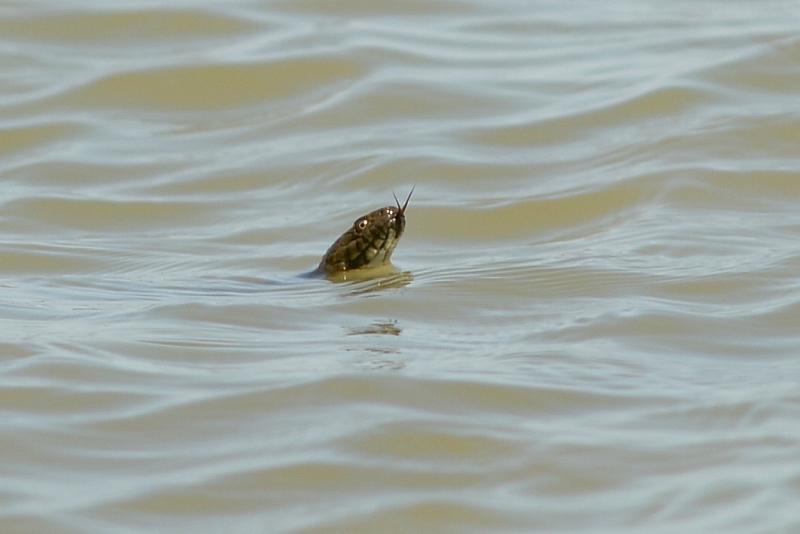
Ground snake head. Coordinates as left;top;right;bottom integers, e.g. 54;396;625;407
318;188;414;274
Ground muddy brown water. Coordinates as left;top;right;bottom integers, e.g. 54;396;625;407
1;2;799;532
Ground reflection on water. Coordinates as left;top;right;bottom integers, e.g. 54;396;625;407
1;1;800;532
347;320;402;337
343;270;415;294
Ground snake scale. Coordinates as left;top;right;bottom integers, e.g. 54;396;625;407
315;187;414;276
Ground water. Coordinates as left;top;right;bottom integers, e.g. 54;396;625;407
2;1;799;532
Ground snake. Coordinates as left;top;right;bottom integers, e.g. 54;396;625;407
314;187;414;276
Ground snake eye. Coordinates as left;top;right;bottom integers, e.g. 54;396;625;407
356;219;368;231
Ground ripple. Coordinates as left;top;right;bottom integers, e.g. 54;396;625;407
462;83;718;149
2;196;228;231
0;121;85;159
56;57;367;111
0;8;258;45
2;2;800;532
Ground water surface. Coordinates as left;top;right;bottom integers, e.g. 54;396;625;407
2;1;799;532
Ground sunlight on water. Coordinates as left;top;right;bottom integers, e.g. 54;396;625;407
1;1;799;532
